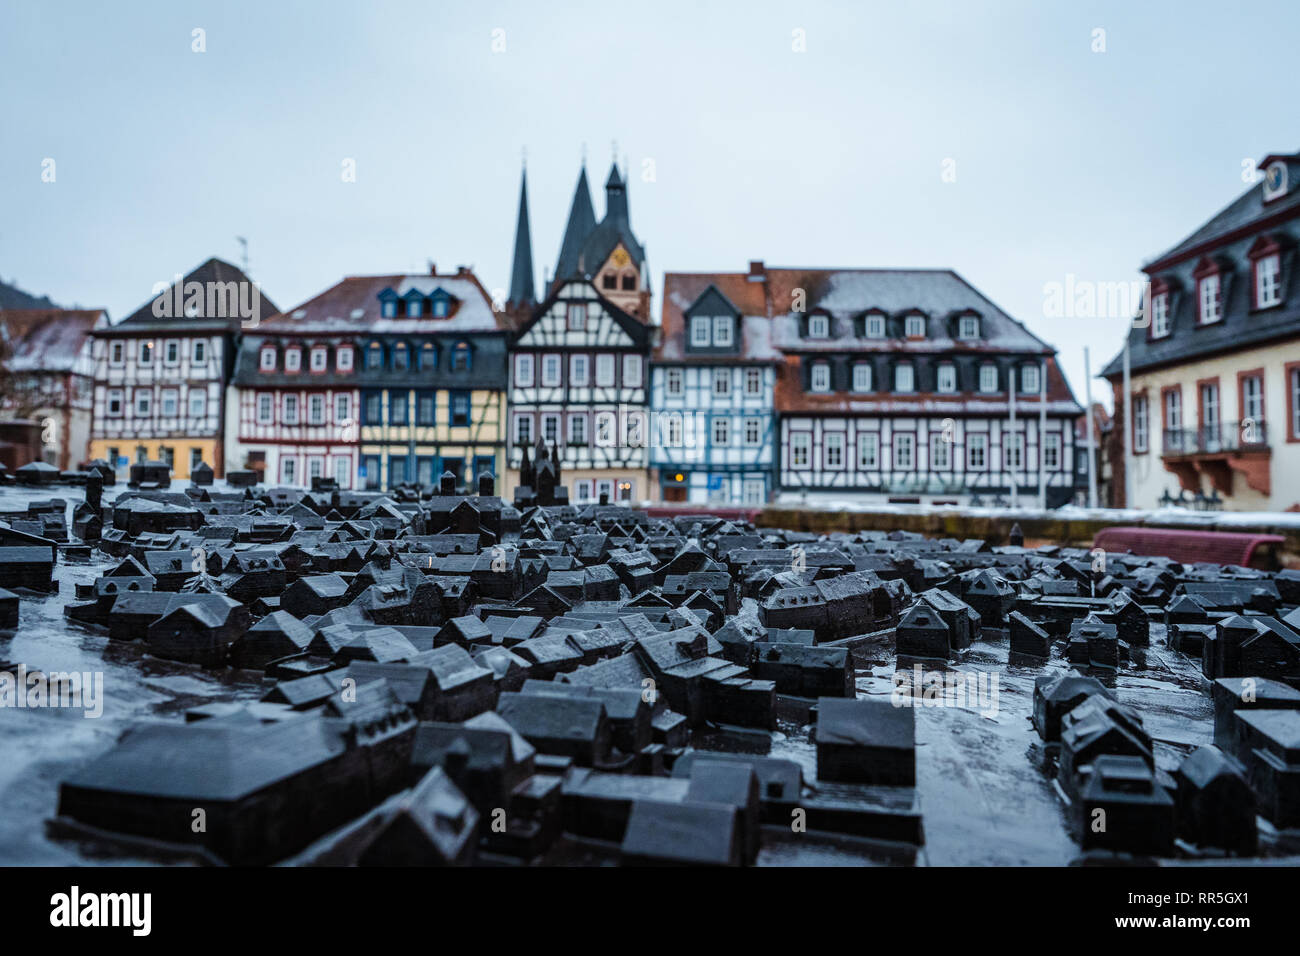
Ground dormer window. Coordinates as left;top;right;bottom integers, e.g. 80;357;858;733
894;363;914;393
979;363;998;393
259;347;276;371
1250;237;1283;311
408;299;423;318
810;363;831;392
904;314;926;338
310;347;328;372
1198;273;1222;325
958;315;980;340
393;342;410;371
451;342;471;371
337;346;354;372
712;316;733;348
1151;292;1170;338
808;314;830;338
937;363;957;393
285;348;301;372
1021;363;1041;394
864;313;886;338
420;342;436;370
381;300;397;318
691;316;710;347
852;363;872;393
431;294;450;318
366;342;384;370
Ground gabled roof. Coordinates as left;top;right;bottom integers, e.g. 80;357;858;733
110;257;277;334
257;269;504;336
0;308;101;373
514;277;653;346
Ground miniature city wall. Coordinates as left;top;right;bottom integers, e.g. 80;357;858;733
758;507;1300;566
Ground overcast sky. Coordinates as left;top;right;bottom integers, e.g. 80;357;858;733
4;0;1296;408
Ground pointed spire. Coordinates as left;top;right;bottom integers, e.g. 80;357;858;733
555;165;596;282
508;166;536;307
604;161;628;224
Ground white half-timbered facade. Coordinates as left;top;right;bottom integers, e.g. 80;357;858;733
508;278;653;504
88;258;274;480
652;278;779;505
758;263;1085;507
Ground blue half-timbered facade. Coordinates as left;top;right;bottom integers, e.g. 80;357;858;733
652;277;779;505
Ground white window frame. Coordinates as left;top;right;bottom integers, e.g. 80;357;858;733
824;431;844;468
193;339;207;364
107;388;124;416
904;315;925;338
1133;394;1149;453
541;413;560;445
691;316;711;347
937;364;957;393
1242;374;1264;422
1006;431;1024;470
135;390;151;416
743;417;762;446
967;433;988;470
161;389;178;417
285;348;302;371
857;432;879;469
309;394;325;425
865;314;885;338
1199;274;1222;325
623;354;643;388
567;303;587;331
808;314;830;338
930;433;951;470
1257;254;1281;308
1044;433;1062;470
139;341;153;364
337;347;354;372
570;354;589;387
514;414;532;445
595;354;615;387
110;341;124;366
666;367;684;396
791;432;811;468
1021;364;1040;394
979;364;998;394
260;348;276;371
712;417;730;446
164;340;179;365
310;348;328;371
893;433;915;471
810;363;831;392
713;316;733;347
894;363;914;393
713;368;731;397
959;316;980;340
283;393;300;425
744;367;762;396
257;393;272;424
568;413;587;445
1164;389;1181;431
852;363;872;393
336;393;351;422
1151;293;1170;338
515;354;534;387
541;354;562;387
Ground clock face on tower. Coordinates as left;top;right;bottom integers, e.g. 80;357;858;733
1264;161;1288;201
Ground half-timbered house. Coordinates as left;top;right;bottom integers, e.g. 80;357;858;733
763;265;1084;506
651;267;781;505
90;258;275;481
230;267;508;491
503;160;655;503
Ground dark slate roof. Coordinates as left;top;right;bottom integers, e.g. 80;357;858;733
108;257;278;335
555;166;597;282
508;169;536;308
1102;153;1300;377
574;163;645;277
62;717;347;801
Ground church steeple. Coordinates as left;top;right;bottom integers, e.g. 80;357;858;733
555;165;597;282
604;162;628;225
508;167;536;308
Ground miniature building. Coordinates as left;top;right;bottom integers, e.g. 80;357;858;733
814;697;915;787
1076;754;1174;856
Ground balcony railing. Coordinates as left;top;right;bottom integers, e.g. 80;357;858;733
1162;420;1269;456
